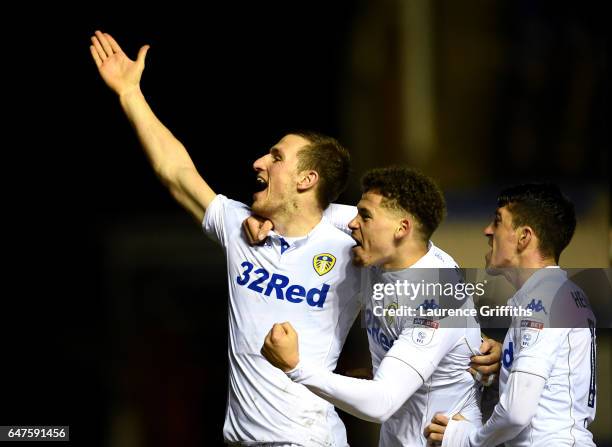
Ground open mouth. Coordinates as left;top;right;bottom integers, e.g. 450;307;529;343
254;176;268;193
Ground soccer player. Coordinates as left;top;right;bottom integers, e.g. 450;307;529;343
90;31;362;446
424;183;597;447
261;166;487;446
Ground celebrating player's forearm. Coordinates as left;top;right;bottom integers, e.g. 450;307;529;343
287;355;423;423
262;322;423;423
90;30;215;222
427;370;545;447
468;371;544;446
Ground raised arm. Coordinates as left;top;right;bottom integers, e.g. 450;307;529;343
90;30;215;222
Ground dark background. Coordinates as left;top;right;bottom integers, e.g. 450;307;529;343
3;1;609;446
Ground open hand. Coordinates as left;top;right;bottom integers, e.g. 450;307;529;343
89;30;149;97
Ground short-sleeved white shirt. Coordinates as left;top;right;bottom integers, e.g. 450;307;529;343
203;195;361;446
499;267;596;446
322;204;483;446
362;243;483;446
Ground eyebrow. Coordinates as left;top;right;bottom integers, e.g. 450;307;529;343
270;148;282;157
357;206;372;217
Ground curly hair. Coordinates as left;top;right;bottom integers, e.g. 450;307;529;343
361;166;446;241
497;183;576;263
292;130;350;209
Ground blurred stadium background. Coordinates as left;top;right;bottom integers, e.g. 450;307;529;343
4;1;608;445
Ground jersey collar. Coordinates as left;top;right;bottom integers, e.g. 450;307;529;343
265;217;328;253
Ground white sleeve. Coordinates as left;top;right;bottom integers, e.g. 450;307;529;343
286;325;463;423
443;371;545;447
201;194;250;249
323;203;357;235
287;355;423;423
388;325;468;381
512;327;569;379
512;279;572;379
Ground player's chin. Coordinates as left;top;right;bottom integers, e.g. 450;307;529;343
250;198;269;216
484;256;502;276
351;247;368;267
252;191;265;205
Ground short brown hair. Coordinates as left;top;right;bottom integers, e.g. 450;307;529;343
292;130;350;209
362;166;446;241
497;183;576;262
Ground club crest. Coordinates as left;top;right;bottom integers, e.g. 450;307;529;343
313;253;336;276
385;302;398;324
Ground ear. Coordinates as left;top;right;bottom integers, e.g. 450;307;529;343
297;170;319;192
394;217;411;240
516;226;533;253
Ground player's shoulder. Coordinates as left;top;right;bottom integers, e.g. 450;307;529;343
208;194;251;220
324;203;357;222
315;219;357;247
395;317;468;353
420;242;459;268
304;222;358;282
523;268;581;304
212;194;250;211
520;268;595;326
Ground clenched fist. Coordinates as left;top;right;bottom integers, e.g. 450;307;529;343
261;322;300;372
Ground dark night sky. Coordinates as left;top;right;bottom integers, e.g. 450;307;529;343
3;3;608;445
4;2;361;440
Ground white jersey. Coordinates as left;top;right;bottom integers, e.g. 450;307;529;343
362;243;482;446
499;267;596;446
322;204;483;446
203;195;361;446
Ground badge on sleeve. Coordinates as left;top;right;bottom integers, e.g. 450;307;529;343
411;318;439;346
520;319;544;348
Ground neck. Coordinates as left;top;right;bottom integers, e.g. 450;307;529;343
505;255;557;289
271;201;323;237
381;239;429;270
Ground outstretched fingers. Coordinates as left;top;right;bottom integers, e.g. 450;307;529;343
104;32;122;54
90;45;102;67
91;35;107;61
95;30;114;58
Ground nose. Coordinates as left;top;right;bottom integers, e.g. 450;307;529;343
348;214;359;230
253;154;267;172
483;222;493;236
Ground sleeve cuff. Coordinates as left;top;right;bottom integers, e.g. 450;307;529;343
442;419;474;447
285;361;304;381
